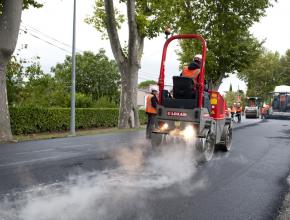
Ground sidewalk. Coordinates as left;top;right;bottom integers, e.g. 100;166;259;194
10;127;145;143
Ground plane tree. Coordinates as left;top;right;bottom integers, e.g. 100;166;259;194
86;0;175;128
278;49;290;85
172;0;275;89
238;50;280;99
0;0;42;142
87;0;275;128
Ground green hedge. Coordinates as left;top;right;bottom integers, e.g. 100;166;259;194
10;107;146;135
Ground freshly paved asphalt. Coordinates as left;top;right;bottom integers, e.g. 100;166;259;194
0;117;289;220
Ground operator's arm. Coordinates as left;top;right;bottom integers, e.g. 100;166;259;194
151;96;158;108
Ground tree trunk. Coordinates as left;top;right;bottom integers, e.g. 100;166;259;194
104;0;143;129
131;68;140;128
118;64;140;129
117;61;141;129
0;0;23;142
211;74;224;91
118;68;132;128
0;62;12;141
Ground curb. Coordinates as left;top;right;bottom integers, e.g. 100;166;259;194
232;119;263;131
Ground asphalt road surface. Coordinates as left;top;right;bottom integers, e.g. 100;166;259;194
0;118;289;220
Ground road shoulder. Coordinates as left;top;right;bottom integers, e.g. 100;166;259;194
7;127;145;143
277;175;290;220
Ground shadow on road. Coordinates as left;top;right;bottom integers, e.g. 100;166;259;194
267;136;290;140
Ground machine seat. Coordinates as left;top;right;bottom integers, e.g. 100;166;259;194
161;76;210;111
173;76;197;99
161;76;198;109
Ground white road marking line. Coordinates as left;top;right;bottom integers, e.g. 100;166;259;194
60;143;92;148
0;156;61;168
16;149;54;155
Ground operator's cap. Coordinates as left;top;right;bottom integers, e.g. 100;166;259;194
193;54;202;62
151;89;158;92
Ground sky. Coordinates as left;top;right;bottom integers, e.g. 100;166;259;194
16;0;290;94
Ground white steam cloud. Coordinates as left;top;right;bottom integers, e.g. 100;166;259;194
0;140;207;220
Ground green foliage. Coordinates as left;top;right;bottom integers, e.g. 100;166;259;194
22;74;61;107
278;49;290;84
87;0;274;89
238;50;280;99
23;0;43;9
6;57;25;106
86;0;176;40
6;57;69;107
7;51;120;108
224;91;246;108
10;107;146;135
238;50;290;99
52;49;120;102
138;80;157;89
134;0;176;38
94;96;118;108
85;1;125;39
0;0;43;14
174;0;274;87
0;1;39;15
75;93;94;108
139;109;147;125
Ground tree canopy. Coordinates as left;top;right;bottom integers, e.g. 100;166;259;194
172;0;275;88
85;0;275;128
138;80;157;89
224;90;246;108
52;49;120;102
86;0;175;128
0;0;42;15
238;50;280;99
7;50;120;108
278;49;290;84
6;57;68;107
238;49;290;99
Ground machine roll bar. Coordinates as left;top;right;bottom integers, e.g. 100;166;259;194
158;34;207;108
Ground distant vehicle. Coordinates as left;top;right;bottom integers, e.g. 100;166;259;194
267;85;290;119
244;97;262;118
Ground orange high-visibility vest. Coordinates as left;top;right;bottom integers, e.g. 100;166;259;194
236;106;243;112
227;108;231;116
231;107;236;113
146;94;157;114
182;66;200;80
261;105;269;114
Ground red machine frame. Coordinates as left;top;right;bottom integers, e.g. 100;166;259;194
158;34;207;108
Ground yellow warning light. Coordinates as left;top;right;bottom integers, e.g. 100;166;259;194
210;98;217;105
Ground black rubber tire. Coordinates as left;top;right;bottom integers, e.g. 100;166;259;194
198;134;215;163
151;133;163;148
218;125;232;151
